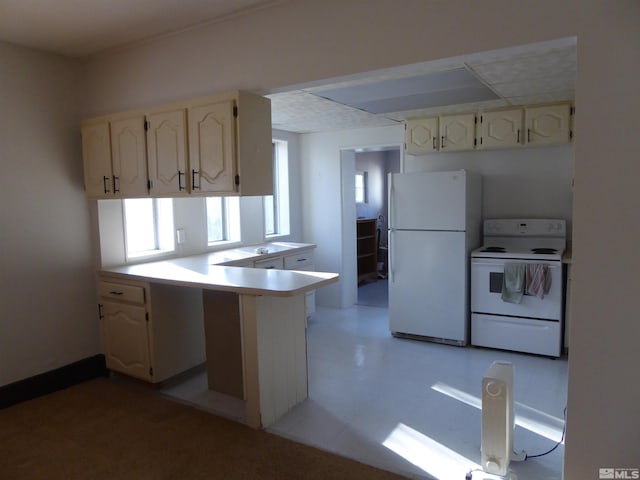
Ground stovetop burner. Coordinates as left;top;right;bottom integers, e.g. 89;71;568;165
481;246;506;253
531;248;558;254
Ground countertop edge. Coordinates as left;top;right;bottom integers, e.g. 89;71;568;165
100;265;339;297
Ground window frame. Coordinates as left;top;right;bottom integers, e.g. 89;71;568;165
122;197;175;262
205;196;241;248
264;139;290;238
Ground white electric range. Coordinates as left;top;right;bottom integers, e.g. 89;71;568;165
470;219;566;357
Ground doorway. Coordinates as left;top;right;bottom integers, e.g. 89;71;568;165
349;146;401;308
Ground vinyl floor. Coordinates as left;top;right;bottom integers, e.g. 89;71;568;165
164;282;568;480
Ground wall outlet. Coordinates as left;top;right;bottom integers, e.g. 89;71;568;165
176;228;186;245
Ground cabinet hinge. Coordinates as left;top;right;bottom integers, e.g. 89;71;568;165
149;367;153;376
235;174;240;186
569;130;574;139
474;138;477;146
145;312;149;322
570;106;575;115
233;105;238;118
147;179;152;190
144;120;149;131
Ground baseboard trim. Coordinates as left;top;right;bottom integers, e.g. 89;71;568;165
0;354;107;409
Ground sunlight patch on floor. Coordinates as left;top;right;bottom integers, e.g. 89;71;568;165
430;382;564;443
382;422;479;480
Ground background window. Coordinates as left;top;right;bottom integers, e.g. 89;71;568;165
206;196;241;245
123;198;174;258
264;139;290;236
355;172;368;203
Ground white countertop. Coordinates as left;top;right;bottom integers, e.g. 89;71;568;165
101;242;338;297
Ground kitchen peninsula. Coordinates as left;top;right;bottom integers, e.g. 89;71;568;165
99;243;338;428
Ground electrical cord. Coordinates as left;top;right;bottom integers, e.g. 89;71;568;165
521;405;567;460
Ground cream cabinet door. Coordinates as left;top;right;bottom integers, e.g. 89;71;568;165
405;117;438;154
110;116;149;197
102;301;151;381
478;108;523;149
439;113;476;151
188;100;236;194
147;109;188;195
524;104;571;146
81;121;112;198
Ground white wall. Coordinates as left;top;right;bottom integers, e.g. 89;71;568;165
405;144;575;237
0;43;100;385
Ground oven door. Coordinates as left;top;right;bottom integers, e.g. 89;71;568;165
471;257;562;320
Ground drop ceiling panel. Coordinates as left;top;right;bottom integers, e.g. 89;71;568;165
313;68;499;114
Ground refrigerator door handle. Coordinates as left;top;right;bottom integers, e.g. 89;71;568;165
388;229;394;282
388;174;394;227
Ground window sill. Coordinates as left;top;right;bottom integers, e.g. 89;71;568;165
265;233;291;241
207;240;243;251
125;248;176;264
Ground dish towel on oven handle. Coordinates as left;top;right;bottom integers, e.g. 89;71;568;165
501;263;526;304
526;263;552;299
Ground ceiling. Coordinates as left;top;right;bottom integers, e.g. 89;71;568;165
0;0;576;134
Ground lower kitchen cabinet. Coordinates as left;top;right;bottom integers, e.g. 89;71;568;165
252;249;316;317
284;250;316;317
101;300;150;380
99;278;206;383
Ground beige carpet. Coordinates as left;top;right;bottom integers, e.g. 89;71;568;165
0;378;407;479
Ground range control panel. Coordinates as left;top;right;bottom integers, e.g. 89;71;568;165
484;219;566;237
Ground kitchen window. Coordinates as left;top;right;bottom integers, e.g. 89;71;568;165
206;196;241;245
123;198;174;259
264;139;290;237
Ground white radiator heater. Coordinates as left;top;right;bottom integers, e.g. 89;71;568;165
481;361;514;477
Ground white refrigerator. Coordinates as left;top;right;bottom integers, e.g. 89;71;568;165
388;170;482;345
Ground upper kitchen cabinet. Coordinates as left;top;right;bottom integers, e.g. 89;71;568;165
477;108;523;149
405;117;439;154
146;109;188;196
81;90;272;199
186;90;273;196
524;103;572;146
81;121;113;198
82;116;149;198
188;100;235;193
405;113;476;154
438;113;476;151
109;115;149;197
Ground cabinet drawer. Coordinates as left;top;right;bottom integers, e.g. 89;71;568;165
284;252;314;270
98;281;146;304
253;257;284;270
